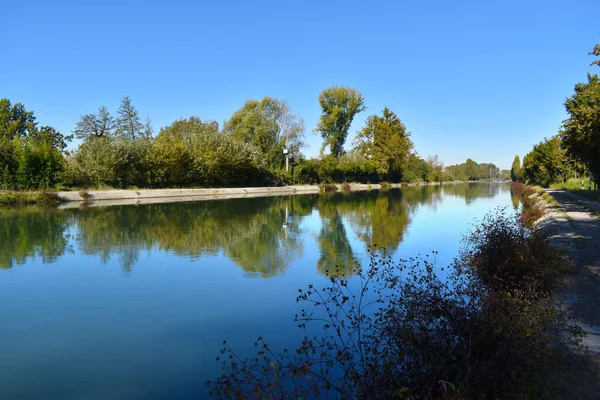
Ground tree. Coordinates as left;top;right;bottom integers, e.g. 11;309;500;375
561;73;600;181
426;155;444;182
224;97;304;169
155;117;265;187
73;106;115;139
510;155;523;182
590;43;600;67
522;136;577;186
353;107;413;180
0;98;37;139
315;86;365;158
115;96;144;140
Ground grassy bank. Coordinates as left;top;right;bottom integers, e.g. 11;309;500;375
0;191;62;207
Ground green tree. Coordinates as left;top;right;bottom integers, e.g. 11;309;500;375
426;155;444;182
156;117;265;187
510;155;522;182
522;136;572;186
115;96;146;140
224;97;304;170
0;99;37;140
354;107;413;180
315;86;365;158
561;73;600;181
74;106;115;139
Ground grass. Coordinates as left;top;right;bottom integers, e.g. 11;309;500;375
550;177;590;191
0;191;62;207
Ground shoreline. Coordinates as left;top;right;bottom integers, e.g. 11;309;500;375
0;181;508;208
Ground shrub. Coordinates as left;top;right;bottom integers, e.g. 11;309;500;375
460;208;568;292
379;181;390;191
208;210;580;399
292;160;319;184
319;183;337;193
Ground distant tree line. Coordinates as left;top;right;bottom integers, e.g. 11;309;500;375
512;44;600;189
1;86;502;190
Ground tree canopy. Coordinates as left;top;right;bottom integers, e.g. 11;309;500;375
224;97;304;169
354;107;413;180
560;72;600;178
315;86;365;158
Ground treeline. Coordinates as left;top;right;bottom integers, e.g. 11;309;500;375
512;44;600;188
2;86;499;190
444;158;502;181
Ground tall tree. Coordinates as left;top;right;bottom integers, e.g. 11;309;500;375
353;107;413;180
73;106;115;139
315;86;365;158
224;97;304;169
115;96;144;140
561;74;600;180
510;155;522;182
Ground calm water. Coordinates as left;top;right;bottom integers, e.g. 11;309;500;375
0;183;516;399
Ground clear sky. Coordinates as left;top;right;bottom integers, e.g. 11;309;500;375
2;0;599;169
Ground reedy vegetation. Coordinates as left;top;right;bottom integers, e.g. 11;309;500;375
1;87;502;192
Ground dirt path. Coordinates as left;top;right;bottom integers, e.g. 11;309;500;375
538;190;600;397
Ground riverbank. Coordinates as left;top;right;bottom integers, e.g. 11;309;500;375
1;180;502;208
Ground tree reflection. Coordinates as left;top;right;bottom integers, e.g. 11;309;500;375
0;208;70;269
443;182;501;204
315;195;358;277
0;184;509;277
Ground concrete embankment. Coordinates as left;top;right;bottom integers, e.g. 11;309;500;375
54;181;490;208
55;183;396;208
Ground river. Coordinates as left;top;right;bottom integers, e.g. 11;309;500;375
0;183;517;398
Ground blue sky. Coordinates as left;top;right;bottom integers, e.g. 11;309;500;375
2;0;599;169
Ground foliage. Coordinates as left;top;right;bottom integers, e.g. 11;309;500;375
522;136;582;187
353;107;413;180
315;86;365;158
426;155;445;182
0;191;60;207
318;183;337;192
550;177;589;190
224;97;304;170
154;117;268;187
208;210;580;399
403;154;430;182
560;72;600;181
0;99;69;189
445;159;501;181
65;136;152;188
74;106;115;139
510;155;523;182
292;159;319;184
115;96;152;140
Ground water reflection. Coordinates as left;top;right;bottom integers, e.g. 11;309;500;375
442;182;501;204
0;184;509;276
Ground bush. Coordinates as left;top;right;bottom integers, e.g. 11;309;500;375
318;183;337;193
208;210;579;399
461;209;568;292
0;191;60;206
292;160;319;184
